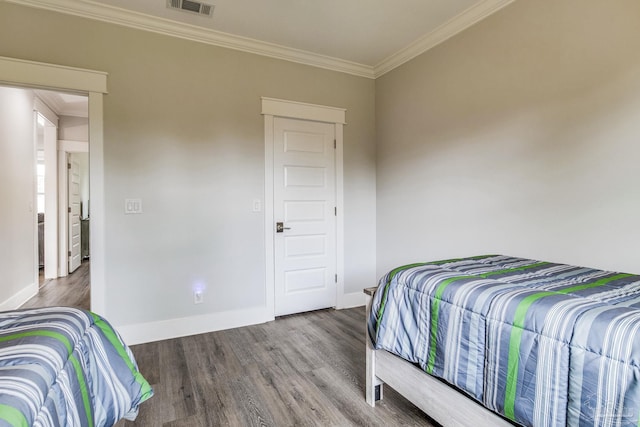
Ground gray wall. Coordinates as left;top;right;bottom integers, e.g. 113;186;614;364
0;2;376;326
7;0;636;331
376;0;640;276
0;87;35;307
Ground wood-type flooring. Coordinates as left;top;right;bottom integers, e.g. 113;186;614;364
117;307;437;427
21;261;90;310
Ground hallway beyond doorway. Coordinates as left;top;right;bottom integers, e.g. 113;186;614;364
24;261;90;310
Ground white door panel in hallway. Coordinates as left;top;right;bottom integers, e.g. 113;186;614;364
68;158;81;273
274;117;336;316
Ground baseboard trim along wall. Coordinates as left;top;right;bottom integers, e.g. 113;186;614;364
0;282;38;311
117;292;366;346
116;306;275;346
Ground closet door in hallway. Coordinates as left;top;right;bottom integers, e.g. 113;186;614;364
68;158;82;273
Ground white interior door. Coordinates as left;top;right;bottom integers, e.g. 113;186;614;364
274;117;337;316
68;158;81;273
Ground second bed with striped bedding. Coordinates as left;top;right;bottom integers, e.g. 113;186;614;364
368;255;640;427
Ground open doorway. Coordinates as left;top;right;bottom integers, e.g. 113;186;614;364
0;85;90;310
37;89;90;309
0;55;106;316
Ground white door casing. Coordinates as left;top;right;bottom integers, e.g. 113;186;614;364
42;115;58;279
68;158;82;273
0;56;107;315
262;97;346;318
273;118;336;316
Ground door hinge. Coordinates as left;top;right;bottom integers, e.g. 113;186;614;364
68;207;71;213
334;139;336;149
334;207;337;216
68;251;71;257
67;163;71;169
335;274;337;283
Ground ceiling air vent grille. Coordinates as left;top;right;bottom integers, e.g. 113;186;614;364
167;0;214;17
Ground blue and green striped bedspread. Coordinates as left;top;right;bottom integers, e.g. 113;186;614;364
0;307;152;427
368;255;640;426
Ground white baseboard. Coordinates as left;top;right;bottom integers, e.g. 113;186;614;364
116;306;274;346
0;282;38;311
117;293;364;346
337;291;365;309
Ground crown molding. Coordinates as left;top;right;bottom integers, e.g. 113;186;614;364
34;89;89;117
374;0;517;78
35;89;63;114
6;0;516;80
5;0;376;79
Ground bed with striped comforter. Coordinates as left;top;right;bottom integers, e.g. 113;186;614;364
368;255;640;427
0;307;152;427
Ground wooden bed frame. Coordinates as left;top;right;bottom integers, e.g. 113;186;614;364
364;287;514;427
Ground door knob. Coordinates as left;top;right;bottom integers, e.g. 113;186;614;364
276;222;291;233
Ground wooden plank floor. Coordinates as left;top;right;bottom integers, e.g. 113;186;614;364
21;261;90;310
118;307;437;427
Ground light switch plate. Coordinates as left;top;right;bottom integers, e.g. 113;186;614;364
252;198;261;212
124;199;143;214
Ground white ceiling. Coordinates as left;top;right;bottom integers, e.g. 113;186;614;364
102;0;481;66
9;0;516;77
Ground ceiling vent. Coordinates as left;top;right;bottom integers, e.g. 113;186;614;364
167;0;214;17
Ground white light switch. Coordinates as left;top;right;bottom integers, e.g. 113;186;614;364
125;199;143;214
252;199;262;212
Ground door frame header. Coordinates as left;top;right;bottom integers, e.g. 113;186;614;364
261;97;346;124
0;56;107;94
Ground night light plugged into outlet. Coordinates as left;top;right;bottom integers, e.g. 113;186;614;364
194;290;204;304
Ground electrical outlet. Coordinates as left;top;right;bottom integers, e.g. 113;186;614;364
124;199;143;214
194;290;204;304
